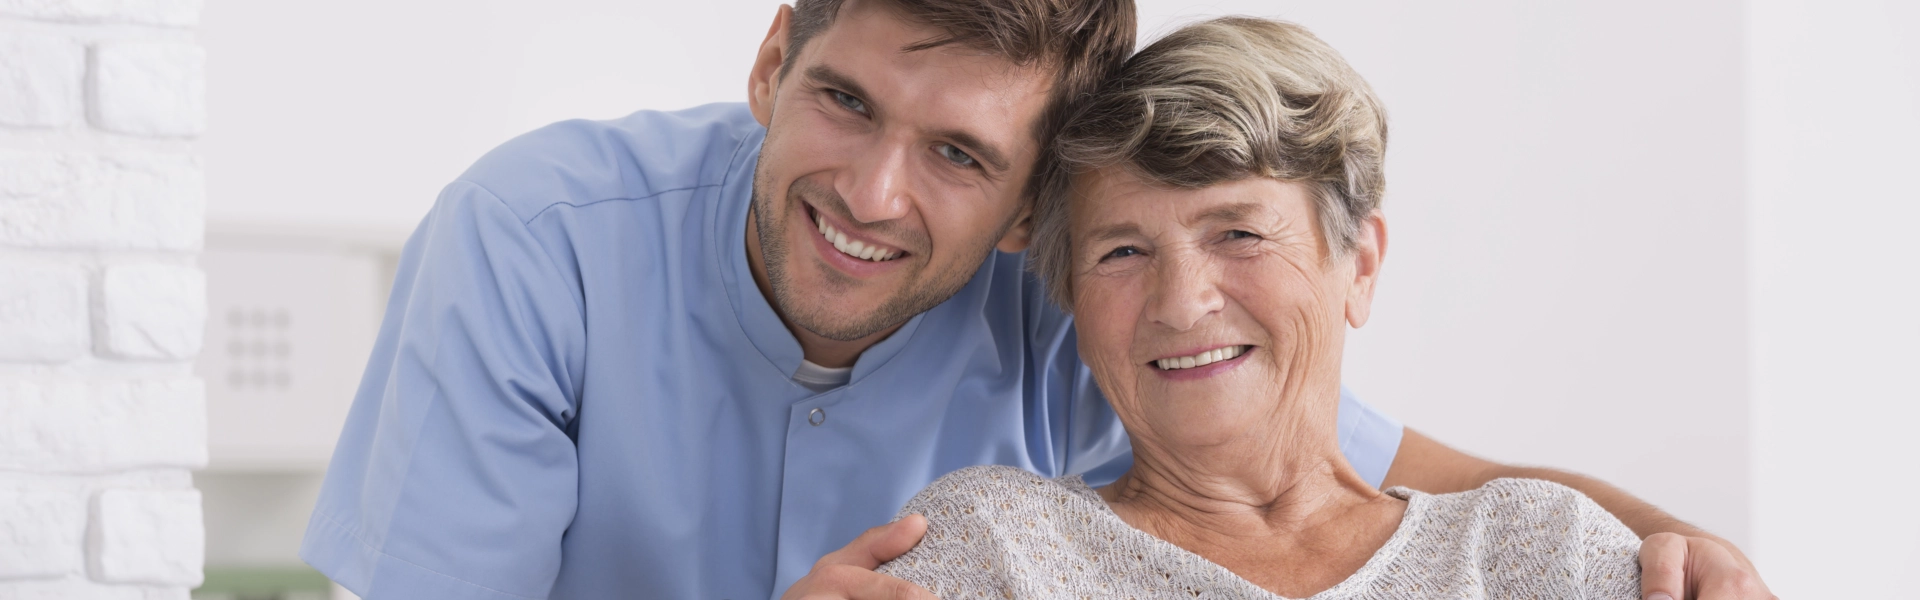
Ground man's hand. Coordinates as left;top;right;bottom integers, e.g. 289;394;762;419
781;515;938;600
1639;532;1776;600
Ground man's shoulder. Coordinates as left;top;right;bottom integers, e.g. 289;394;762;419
963;251;1077;355
454;102;763;223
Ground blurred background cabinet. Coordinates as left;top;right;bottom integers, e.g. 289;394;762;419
194;222;405;600
200;223;400;471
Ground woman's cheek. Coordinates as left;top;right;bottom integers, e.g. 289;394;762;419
1075;280;1137;373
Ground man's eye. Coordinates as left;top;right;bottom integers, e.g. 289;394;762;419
832;90;867;115
1102;246;1141;261
937;143;977;168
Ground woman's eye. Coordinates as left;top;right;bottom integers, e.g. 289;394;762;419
831;90;867;115
937;143;977;168
1102;246;1141;261
1224;230;1259;241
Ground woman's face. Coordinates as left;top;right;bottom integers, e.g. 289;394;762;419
1070;167;1383;448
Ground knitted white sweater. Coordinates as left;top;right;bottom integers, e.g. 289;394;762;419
878;465;1641;599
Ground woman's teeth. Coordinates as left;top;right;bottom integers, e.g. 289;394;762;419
1155;345;1248;371
816;214;900;262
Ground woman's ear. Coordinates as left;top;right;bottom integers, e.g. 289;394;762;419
1344;211;1388;328
995;206;1035;253
747;5;795;127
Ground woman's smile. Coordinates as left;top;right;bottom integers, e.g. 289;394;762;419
1148;344;1255;381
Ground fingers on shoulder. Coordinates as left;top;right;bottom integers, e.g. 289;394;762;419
1686;537;1773;599
1711;566;1773;600
808;564;938;600
808;563;873;589
1636;531;1694;599
819;518;927;570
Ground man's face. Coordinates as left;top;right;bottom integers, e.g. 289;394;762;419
747;1;1052;342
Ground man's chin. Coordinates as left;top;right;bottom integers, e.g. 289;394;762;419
781;294;905;341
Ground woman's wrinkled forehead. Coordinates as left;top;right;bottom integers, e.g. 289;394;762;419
1070;168;1313;238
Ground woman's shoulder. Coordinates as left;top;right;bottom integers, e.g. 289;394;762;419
879;465;1111;597
895;464;1094;521
924;463;1061;491
1383;478;1642;598
1410;477;1641;551
1412;477;1601;510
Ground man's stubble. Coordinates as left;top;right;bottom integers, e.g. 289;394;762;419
748;147;1014;342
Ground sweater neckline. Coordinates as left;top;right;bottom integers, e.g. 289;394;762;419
1057;475;1429;600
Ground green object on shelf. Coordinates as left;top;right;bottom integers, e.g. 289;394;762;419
194;565;333;598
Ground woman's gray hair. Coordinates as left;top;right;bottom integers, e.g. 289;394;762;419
1029;16;1388;310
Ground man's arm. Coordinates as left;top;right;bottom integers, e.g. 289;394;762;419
301;182;588;599
1381;428;1774;600
1380;429;1726;543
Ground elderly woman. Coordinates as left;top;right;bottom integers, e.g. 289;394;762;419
875;17;1640;599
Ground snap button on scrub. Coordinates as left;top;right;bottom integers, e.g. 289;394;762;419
808;408;826;426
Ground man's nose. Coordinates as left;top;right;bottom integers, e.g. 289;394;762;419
1147;255;1224;332
836;141;913;224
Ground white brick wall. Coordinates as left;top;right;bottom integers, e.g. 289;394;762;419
0;152;205;250
100;265;205;360
90;490;202;585
0;33;84;128
0;491;87;578
0;265;89;362
0;0;199;28
89;41;204;137
0;0;206;597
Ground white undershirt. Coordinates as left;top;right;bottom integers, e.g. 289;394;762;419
792;359;853;394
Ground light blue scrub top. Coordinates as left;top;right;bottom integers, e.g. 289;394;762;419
300;103;1405;600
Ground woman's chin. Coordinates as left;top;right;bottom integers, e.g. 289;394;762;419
1140;413;1264;450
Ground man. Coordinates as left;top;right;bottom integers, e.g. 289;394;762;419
301;1;1771;599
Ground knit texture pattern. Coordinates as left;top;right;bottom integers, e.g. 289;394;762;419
878;465;1641;599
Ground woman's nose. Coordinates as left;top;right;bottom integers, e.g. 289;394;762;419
1147;256;1224;331
837;143;912;224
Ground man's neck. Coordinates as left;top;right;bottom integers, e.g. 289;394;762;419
746;211;904;369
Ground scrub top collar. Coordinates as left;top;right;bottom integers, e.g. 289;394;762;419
715;136;929;390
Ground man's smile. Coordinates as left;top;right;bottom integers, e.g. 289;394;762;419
802;203;911;279
813;209;904;262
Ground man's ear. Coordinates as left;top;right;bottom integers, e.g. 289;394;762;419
995;205;1035;253
748;5;795;127
1344;210;1388;328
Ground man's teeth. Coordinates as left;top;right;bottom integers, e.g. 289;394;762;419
1155;346;1248;371
817;214;899;262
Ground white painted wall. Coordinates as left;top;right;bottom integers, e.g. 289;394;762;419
202;0;782;230
1748;0;1920;595
197;0;1916;596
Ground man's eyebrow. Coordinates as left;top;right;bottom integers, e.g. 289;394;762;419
804;65;874;110
931;128;1012;173
804;66;1012;174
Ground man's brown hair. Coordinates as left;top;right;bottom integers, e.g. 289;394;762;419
783;0;1138;201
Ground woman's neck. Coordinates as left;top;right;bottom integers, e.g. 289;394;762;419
1097;398;1405;597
